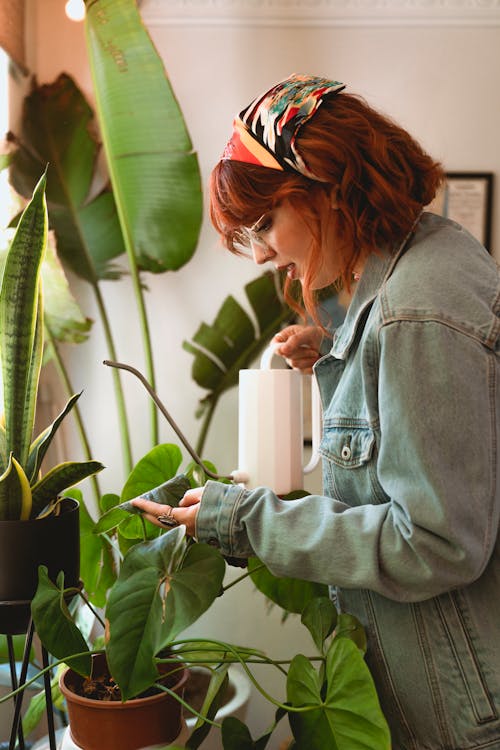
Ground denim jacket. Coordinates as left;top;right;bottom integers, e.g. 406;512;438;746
175;213;500;749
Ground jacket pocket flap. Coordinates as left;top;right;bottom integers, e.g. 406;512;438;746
319;426;375;467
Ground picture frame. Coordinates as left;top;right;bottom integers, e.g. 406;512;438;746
427;172;494;252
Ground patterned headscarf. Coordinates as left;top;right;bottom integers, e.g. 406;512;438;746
222;74;345;180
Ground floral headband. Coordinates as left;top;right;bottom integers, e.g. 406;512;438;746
222;74;345;180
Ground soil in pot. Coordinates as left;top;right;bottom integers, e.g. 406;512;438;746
60;653;188;750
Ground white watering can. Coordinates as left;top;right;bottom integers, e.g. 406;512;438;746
236;344;322;495
103;354;322;495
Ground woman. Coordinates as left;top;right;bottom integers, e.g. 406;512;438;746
133;74;500;750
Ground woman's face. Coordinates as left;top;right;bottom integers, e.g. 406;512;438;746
237;200;340;290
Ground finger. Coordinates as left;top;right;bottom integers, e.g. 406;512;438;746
131;498;171;515
179;489;203;507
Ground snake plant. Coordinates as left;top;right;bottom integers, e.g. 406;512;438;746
0;172;104;521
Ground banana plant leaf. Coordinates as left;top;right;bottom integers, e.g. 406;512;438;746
42;240;92;345
85;0;202;272
7;73;126;282
183;271;293;448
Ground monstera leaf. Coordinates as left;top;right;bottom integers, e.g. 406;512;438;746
183;271;293;451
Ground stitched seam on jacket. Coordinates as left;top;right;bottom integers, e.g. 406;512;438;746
412;602;455;749
363;592;418;749
379;313;497;350
437;593;497;723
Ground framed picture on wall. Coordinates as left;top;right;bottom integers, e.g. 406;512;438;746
427;172;494;252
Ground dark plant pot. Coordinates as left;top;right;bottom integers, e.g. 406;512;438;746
0;497;80;635
59;653;189;750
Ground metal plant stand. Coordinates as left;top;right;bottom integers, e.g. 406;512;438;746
1;601;58;750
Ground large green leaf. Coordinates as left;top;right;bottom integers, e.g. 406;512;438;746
287;640;391;750
184;272;292;438
8;74;125;282
106;528;225;699
92;444;186;539
0;171;47;473
31;567;92;677
85;0;202;271
248;557;328;616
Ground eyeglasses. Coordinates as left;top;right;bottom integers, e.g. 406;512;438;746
232;213;271;257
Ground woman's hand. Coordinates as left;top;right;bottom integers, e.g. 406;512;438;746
273;324;323;372
131;488;203;538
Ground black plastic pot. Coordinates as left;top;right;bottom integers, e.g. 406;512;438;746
0;497;80;635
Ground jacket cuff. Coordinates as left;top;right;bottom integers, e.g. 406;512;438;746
196;480;254;559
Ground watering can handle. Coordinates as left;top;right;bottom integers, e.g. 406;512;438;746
260;344;322;474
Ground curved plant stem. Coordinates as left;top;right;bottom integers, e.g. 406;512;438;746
44;325;102;507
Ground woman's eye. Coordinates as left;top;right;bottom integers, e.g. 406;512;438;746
254;215;272;234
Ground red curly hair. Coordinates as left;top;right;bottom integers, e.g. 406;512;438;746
209;92;444;323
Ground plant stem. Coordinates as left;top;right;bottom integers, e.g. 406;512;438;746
44;325;101;507
127;260;158;446
221;564;266;592
93;282;133;474
195;396;217;456
168;637;322;712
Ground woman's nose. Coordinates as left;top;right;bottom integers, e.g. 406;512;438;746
251;241;273;265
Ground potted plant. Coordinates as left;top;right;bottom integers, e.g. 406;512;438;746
0;172;104;637
9;433;390;750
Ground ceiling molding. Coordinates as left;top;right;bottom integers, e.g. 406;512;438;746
140;0;500;27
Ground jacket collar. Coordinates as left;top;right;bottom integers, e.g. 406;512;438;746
329;214;422;360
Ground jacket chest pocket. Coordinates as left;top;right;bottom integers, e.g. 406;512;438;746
319;425;385;505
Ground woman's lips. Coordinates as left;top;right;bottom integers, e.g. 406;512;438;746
277;263;297;280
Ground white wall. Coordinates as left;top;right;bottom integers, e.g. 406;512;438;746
20;2;500;745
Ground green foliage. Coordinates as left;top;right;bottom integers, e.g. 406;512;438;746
8;73;126;282
183;271;293;452
287;638;390;749
0;174;104;519
248;557;328;616
85;0;202;273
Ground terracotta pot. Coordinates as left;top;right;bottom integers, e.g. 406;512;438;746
59;653;189;750
0;497;80;635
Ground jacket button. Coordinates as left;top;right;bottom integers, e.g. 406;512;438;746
207;537;220;548
341;445;352;460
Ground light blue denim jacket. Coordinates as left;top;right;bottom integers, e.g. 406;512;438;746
177;213;500;749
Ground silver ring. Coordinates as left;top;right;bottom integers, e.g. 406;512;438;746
157;508;180;528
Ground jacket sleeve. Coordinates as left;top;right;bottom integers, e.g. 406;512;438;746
196;319;499;602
